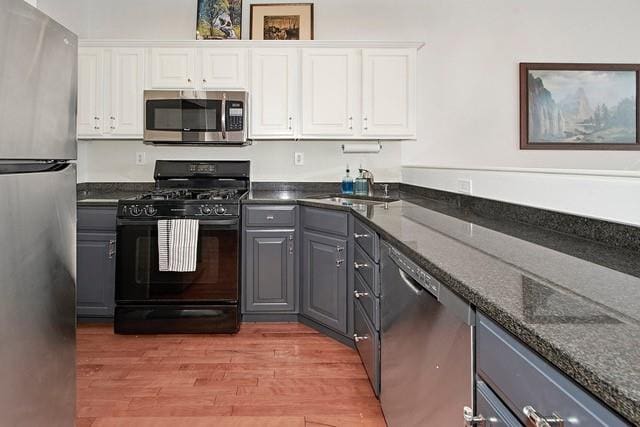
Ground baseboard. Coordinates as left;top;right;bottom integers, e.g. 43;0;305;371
242;313;299;322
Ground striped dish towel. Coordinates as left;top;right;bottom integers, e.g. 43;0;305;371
158;219;199;272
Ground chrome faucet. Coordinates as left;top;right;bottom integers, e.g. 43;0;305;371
359;168;375;197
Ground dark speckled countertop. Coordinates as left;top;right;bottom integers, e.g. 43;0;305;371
251;192;640;424
78;185;639;422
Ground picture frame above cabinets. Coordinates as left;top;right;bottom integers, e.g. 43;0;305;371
77;40;423;141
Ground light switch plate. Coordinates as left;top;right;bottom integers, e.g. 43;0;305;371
294;152;304;166
458;179;472;194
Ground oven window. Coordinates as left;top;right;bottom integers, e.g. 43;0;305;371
146;99;222;132
116;223;238;302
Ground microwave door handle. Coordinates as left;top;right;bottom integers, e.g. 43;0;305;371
221;93;227;140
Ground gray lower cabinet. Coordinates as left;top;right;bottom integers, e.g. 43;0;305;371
244;229;296;312
77;206;118;318
301;230;349;334
77;231;116;317
475;380;521;427
477;313;629;426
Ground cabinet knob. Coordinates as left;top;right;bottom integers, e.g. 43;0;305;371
354;334;369;343
463;406;486;427
108;240;116;259
94;126;100;130
354;233;369;239
354;290;369;299
94;116;100;120
348;116;353;130
110;116;116;120
523;406;564;427
354;262;369;270
187;78;192;83
363;117;369;130
288;116;293;130
202;78;207;83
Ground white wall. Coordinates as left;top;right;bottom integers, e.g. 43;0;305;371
36;0;86;35
401;0;640;172
398;0;640;225
77;140;400;183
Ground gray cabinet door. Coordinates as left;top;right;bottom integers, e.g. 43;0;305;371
77;232;116;317
302;230;348;334
244;229;296;313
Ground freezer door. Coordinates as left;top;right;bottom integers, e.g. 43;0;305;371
0;163;76;426
0;0;77;160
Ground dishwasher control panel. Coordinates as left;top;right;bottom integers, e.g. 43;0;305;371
388;246;440;298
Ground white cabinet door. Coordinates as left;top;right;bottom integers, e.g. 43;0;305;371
200;48;247;89
362;49;416;138
150;48;197;89
250;49;299;139
301;49;360;137
109;48;145;138
77;48;104;138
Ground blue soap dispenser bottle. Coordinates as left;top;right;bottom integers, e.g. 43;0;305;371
341;165;354;195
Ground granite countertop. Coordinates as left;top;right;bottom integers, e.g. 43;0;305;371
76;186;639;421
296;196;640;424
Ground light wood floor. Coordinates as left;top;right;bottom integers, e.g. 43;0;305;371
77;322;386;427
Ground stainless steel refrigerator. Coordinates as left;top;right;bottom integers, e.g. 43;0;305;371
0;0;77;425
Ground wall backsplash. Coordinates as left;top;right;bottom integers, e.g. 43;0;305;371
77;139;401;183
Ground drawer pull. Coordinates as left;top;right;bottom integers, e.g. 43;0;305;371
354;290;369;299
354;262;369;270
265;215;275;220
354;334;369;343
463;406;485;427
354;233;370;239
523;406;564;427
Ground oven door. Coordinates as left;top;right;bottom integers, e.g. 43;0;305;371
115;218;239;303
144;91;223;143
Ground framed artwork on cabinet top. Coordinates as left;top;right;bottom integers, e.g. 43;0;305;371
197;0;242;40
250;3;314;40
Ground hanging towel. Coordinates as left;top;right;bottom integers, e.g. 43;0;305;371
157;219;199;272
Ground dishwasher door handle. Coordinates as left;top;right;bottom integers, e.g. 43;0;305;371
398;268;424;295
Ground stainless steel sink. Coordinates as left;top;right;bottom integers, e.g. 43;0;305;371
319;197;396;206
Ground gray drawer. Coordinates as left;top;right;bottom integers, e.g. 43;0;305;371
78;207;117;231
354;299;380;397
302;206;349;237
354;270;380;330
354;219;379;263
354;243;380;296
476;380;522;427
244;205;296;227
477;313;629;427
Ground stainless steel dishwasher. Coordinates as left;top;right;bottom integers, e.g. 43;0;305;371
380;241;474;427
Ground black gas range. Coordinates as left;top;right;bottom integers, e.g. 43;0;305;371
114;160;250;334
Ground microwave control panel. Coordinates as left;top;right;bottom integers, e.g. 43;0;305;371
226;101;244;131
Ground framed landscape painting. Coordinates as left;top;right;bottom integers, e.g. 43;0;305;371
520;63;640;150
250;3;314;40
197;0;242;40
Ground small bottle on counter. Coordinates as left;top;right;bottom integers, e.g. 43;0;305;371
354;167;368;196
341;165;354;195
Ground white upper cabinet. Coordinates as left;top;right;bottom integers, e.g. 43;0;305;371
77;48;104;138
150;48;197;89
250;49;299;139
362;49;416;138
109;48;145;137
301;49;360;138
200;48;248;89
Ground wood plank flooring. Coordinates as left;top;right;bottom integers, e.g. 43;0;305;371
77;322;387;426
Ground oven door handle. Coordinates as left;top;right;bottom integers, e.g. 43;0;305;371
117;218;239;227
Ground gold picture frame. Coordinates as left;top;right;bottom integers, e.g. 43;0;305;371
250;3;314;40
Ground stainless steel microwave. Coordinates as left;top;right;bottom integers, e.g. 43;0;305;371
143;90;249;145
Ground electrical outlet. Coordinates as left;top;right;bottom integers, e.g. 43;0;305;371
135;152;146;166
294;152;304;166
458;179;472;194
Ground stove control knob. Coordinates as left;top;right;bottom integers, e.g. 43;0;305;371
200;206;213;215
145;206;157;216
215;206;227;215
130;205;143;217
